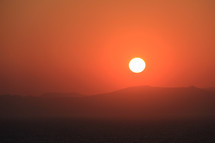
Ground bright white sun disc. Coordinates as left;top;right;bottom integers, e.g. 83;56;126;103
129;58;146;73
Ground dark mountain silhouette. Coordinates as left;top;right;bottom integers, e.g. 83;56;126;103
206;87;215;94
0;86;215;120
42;92;84;98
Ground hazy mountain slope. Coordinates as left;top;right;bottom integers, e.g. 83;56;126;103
0;87;215;120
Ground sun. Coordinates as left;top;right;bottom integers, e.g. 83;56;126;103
129;57;146;73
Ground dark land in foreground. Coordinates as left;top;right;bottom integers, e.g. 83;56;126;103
1;119;215;143
1;86;215;143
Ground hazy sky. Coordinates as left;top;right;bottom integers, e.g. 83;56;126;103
1;0;215;95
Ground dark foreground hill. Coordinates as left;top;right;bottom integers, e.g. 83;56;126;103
1;86;215;120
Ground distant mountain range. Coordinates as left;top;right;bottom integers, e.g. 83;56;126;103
1;86;215;120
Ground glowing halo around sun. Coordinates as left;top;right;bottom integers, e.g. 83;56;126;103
129;57;146;73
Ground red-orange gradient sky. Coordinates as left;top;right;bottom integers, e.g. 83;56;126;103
1;0;215;95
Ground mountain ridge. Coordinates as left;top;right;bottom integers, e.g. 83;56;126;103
0;86;215;120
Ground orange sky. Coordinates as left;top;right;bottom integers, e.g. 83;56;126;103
1;0;215;95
